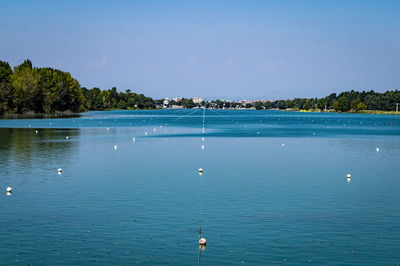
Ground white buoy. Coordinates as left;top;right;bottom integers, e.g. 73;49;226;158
153;128;157;132
35;130;38;134
199;238;207;245
114;145;118;150
199;168;203;173
202;137;205;141
281;143;285;147
107;128;109;131
347;174;351;178
66;136;69;139
160;125;163;128
376;147;380;152
145;131;148;136
347;177;351;183
7;187;12;192
132;137;136;142
201;145;205;150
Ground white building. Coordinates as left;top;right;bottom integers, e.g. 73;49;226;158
163;98;169;108
192;97;204;104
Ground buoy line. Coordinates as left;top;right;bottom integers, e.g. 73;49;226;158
198;107;207;250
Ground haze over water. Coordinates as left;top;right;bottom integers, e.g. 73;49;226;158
0;109;400;265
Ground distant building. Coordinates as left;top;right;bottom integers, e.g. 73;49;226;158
163;98;169;108
173;97;182;102
192;97;203;104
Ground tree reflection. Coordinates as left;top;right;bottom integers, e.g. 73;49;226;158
0;128;80;178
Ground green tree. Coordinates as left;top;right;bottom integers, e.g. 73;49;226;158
11;59;41;113
351;99;360;111
254;101;264;110
317;98;327;110
356;102;367;111
335;96;350;112
98;90;112;110
0;61;14;114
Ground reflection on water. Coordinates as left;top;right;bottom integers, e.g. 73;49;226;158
0;128;80;183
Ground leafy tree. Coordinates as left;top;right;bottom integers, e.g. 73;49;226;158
351;99;360;111
181;98;195;108
335;96;350;112
277;100;287;109
0;61;13;114
317;98;327;110
11;60;40;113
254;101;264;109
356;102;367;111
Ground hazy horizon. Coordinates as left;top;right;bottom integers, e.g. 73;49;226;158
1;0;399;99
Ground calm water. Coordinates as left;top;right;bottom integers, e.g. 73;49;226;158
0;109;399;265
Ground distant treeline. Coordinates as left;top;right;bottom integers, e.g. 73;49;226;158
0;59;155;115
259;90;400;112
1;59;399;115
192;90;400;112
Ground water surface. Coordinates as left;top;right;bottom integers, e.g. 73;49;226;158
0;110;399;265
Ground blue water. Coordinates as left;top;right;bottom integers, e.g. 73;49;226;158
0;110;399;265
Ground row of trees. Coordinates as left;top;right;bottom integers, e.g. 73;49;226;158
159;90;399;112
0;59;155;115
1;59;399;114
259;90;399;112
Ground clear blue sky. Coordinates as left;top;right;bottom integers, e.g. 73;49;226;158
0;0;399;99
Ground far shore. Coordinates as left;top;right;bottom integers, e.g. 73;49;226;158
1;108;399;120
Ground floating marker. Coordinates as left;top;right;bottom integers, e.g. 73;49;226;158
347;177;351;183
376;147;380;152
199;168;203;173
201;145;205;150
106;128;109;131
145;131;148;136
202;137;205;141
114;145;118;150
153;128;157;132
160;125;163;128
58;168;62;173
35;130;38;134
199;238;207;245
282;144;285;147
6;187;12;192
66;136;69;139
132;137;136;142
347;174;351;178
7;191;12;196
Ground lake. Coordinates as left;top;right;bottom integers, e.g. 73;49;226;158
0;109;399;265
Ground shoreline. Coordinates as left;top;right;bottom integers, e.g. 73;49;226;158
1;108;399;120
